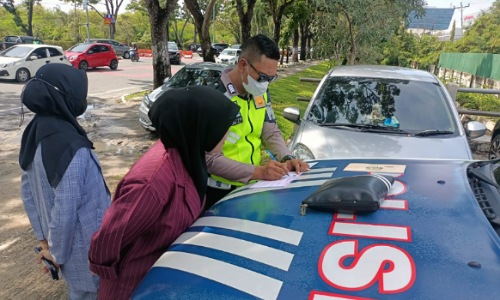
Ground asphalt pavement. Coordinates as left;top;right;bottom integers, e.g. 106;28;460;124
0;55;202;117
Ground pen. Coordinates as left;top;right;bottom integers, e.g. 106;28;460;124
266;150;289;177
266;150;278;161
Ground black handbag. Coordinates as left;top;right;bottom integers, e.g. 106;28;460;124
300;174;394;215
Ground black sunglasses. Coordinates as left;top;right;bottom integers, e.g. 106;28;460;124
247;61;278;83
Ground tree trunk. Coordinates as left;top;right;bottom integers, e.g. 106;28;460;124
146;0;171;88
110;22;116;39
292;28;299;63
184;0;217;62
273;19;281;44
299;23;307;61
27;0;34;36
235;0;257;44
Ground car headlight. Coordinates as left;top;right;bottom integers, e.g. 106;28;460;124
291;143;315;161
69;55;78;61
0;61;16;68
143;95;153;109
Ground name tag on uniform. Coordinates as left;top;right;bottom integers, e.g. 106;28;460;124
254;95;266;109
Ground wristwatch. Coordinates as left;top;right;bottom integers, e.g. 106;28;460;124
281;155;296;163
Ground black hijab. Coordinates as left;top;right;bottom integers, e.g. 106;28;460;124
19;64;92;188
148;86;239;204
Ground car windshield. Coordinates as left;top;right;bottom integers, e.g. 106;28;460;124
166;67;222;88
168;43;178;51
221;49;237;56
67;44;88;53
306;77;457;134
0;46;31;58
6;37;15;42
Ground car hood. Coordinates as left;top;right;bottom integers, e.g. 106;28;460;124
292;121;473;160
64;51;83;56
148;84;172;102
0;56;21;64
132;158;500;299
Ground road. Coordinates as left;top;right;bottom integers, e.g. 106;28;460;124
0;54;203;300
0;55;202;117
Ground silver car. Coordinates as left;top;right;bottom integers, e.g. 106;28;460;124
86;39;130;59
284;65;486;160
138;62;229;131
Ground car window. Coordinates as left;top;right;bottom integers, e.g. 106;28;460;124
99;45;110;52
307;77;457;133
68;44;88;52
221;49;237;56
6;36;17;42
31;47;48;59
89;45;100;54
167;68;222;89
47;47;63;57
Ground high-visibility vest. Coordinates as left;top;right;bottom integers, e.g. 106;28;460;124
211;92;269;186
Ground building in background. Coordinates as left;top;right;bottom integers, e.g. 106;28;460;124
407;5;491;41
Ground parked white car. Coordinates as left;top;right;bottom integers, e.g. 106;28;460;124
215;48;241;65
0;44;71;82
284;65;486;160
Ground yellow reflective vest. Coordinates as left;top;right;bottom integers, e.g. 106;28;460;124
211;92;269;186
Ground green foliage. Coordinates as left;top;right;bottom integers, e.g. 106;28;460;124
448;0;500;54
312;0;426;64
456;93;500;112
269;61;331;140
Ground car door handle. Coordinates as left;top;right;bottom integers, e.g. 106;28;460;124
45;60;50;64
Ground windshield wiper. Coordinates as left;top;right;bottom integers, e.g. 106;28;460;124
319;123;408;134
414;130;453;137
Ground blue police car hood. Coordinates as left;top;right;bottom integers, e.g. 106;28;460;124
132;159;500;300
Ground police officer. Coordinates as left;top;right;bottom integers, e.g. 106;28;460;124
205;34;310;210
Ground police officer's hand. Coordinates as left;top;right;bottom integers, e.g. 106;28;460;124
252;160;289;181
285;159;310;174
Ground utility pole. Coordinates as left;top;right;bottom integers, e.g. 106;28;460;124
83;0;91;41
453;2;470;36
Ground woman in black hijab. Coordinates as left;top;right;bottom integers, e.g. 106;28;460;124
89;86;239;300
19;63;111;299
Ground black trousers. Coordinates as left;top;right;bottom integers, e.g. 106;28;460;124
204;185;237;211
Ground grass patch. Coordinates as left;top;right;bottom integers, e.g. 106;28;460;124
124;90;151;101
270;61;331;140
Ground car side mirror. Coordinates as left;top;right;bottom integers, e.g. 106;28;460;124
29;55;38;60
283;107;301;124
465;121;486;139
163;76;171;84
88;50;93;54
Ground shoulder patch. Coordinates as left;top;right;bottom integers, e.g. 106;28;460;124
227;83;237;94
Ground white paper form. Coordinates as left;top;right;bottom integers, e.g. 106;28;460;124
249;162;320;189
250;172;301;188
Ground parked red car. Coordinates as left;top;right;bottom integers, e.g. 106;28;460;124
65;43;119;71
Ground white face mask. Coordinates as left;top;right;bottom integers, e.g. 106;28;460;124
242;65;269;96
